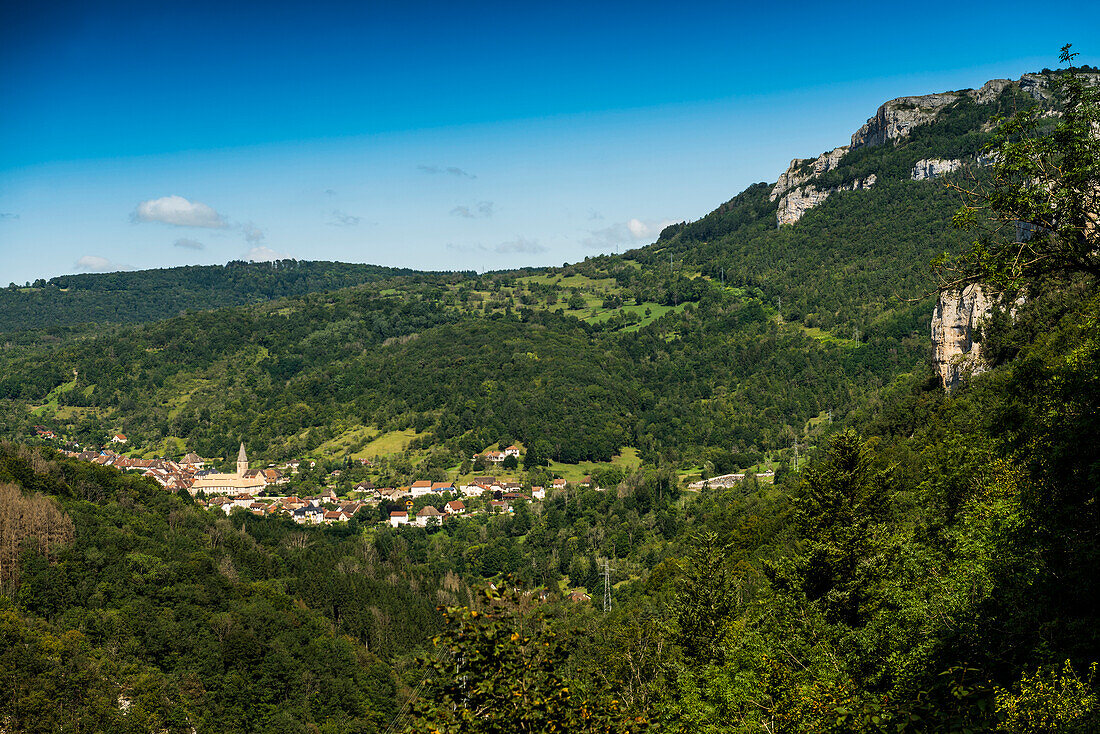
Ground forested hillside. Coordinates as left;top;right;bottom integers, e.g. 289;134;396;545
0;260;429;333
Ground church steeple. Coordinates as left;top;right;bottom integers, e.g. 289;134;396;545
236;442;248;477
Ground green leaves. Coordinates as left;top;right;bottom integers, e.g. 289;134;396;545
405;585;646;734
945;49;1100;290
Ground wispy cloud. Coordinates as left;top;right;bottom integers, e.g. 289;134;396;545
445;242;486;253
418;165;476;179
132;195;227;228
582;217;677;249
448;236;545;255
324;188;338;196
75;255;128;272
495;236;545;254
328;209;362;226
450;201;495;219
0;212;18;221
241;222;265;244
173;238;204;250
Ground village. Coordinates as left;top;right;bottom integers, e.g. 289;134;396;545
41;428;604;529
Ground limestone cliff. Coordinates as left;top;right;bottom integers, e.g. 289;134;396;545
766;72;1078;228
771;147;849;201
770;147;875;226
911;158;963;181
773;174;877;226
931;284;991;390
851;93;962;150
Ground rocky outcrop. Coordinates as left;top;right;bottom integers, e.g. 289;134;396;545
970;78;1013;104
851;93;962;150
770;147;849;201
770;147;878;226
911;158;963;181
1018;73;1055;103
774;175;877;226
767;72;1084;228
931;284;992;390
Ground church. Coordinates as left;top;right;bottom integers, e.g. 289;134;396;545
189;443;267;497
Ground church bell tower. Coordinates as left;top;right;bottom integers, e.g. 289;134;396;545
236;442;248;477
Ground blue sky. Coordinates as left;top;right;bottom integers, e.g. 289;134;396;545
1;0;1097;284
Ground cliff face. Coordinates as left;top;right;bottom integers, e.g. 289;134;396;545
850;93;962;150
911;158;963;181
772;174;877;226
769;147;877;226
767;73;1062;227
931;284;991;390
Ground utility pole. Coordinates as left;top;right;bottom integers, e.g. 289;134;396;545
791;436;798;471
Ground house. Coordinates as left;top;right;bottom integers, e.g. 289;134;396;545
111;433;128;444
445;500;465;515
531;486;546;501
568;590;592;603
293;506;324;525
551;478;567;490
415;505;444;527
459;483;487;497
377;487;403;502
339;502;365;517
503;445;521;459
261;468;285;485
180;452;206;469
409;480;433;497
431;481;454;494
389;511;409;528
323;510;349;523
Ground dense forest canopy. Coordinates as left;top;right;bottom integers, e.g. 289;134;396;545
0;260;442;333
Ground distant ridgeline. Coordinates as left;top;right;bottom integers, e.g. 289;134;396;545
0;260;444;333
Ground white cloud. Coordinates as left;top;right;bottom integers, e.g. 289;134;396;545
75;255;128;272
173;238;204;250
582;217;678;249
132;195;227;228
245;246;290;262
